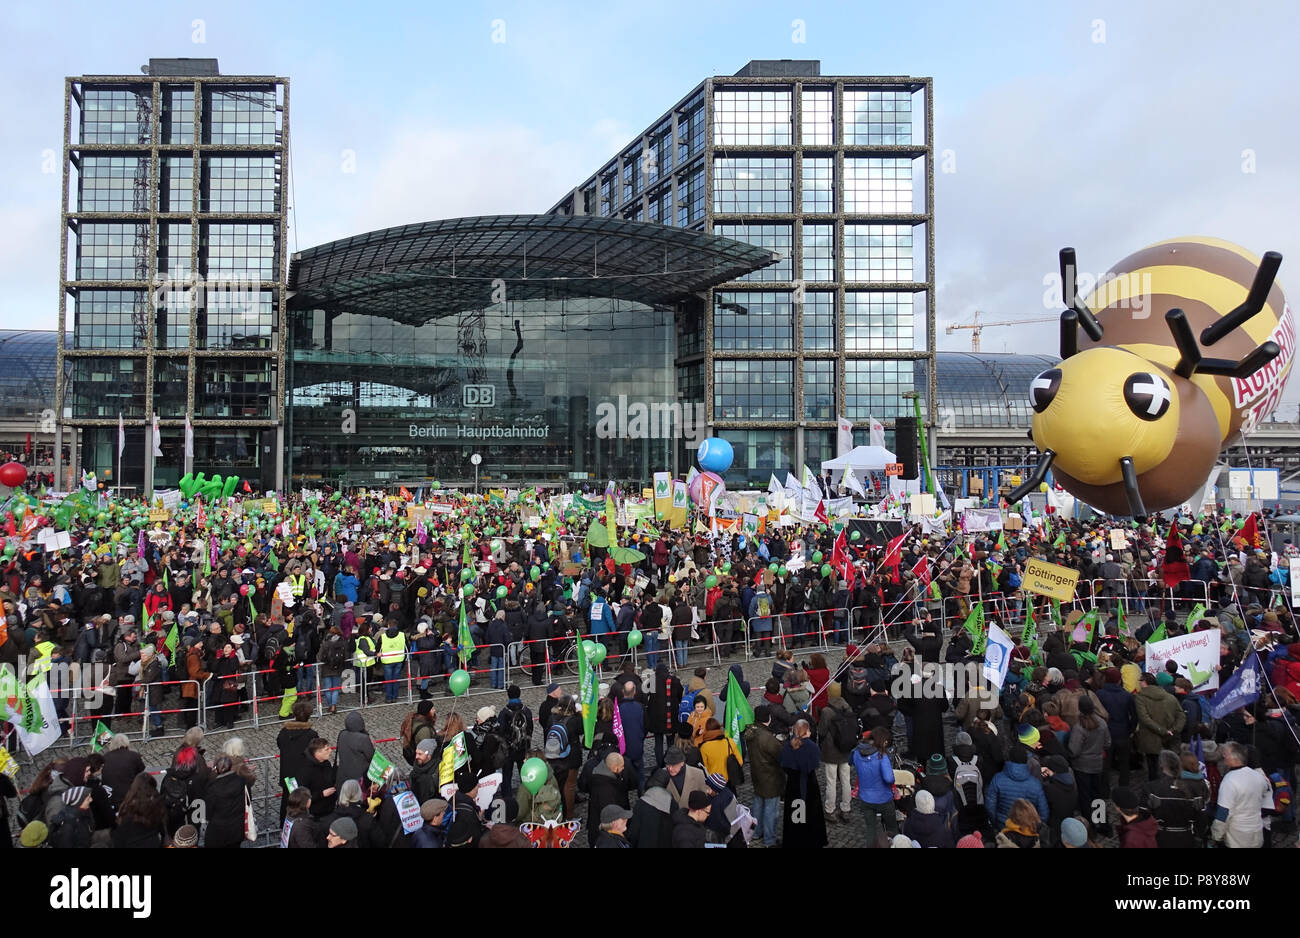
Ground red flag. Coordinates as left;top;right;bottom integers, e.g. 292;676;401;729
881;532;907;584
242;480;252;493
399;485;413;502
814;500;828;524
911;554;931;589
1236;513;1264;551
1161;524;1190;589
831;528;855;591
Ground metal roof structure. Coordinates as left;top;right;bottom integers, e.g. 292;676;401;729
287;214;779;322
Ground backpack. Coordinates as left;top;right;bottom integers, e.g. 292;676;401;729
17;790;44;826
754;594;772;618
91;646;109;665
544;721;571;761
323;638;347;671
160;773;192;830
504;706;531;761
261;633;282;667
952;754;984;806
829;709;858;752
678;687;701;723
847;664;870;698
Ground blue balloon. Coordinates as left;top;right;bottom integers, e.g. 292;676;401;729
697;436;734;474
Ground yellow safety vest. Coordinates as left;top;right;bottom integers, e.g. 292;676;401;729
30;641;56;678
353;635;377;669
379;631;406;665
290;574;306;597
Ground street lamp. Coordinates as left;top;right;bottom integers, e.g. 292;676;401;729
470;452;482;494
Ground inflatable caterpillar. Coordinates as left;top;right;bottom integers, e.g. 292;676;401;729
1009;237;1294;516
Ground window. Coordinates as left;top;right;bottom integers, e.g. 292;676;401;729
156;223;193;279
155;287;192;349
600;175;614;217
726;429;797;485
714;292;793;351
76;223;148;280
713;157;791;214
677;168;705;227
712;224;791;282
845;158;914;213
845;292;915;352
72;290;149;349
844;224;913;282
162;86;194;144
678;96;705;161
623;152;641;203
804;430;837;471
844;90;914;145
202;223;276;279
159;156;194;212
801;157;833;213
80;88;151;144
153;357;189;418
71;357;146;417
198;359;274;417
801;89;833;145
713;90;792;145
844;359;916;419
202;157;278;213
803;292;835;350
78;157;149;213
713;360;793;419
802;224;834;281
204;88;278;145
676;361;705;407
803;360;835;420
200;288;274;349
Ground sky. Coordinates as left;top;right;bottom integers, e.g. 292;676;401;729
2;0;1298;407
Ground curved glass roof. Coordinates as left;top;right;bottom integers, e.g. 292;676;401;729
923;351;1059;430
0;331;65;419
288;214;779;324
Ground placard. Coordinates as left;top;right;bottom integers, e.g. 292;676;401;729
962;508;1003;532
149;510;171;524
1021;558;1081;601
38;530;73;552
884;463;904;477
1108;528;1128;551
1143;631;1220;692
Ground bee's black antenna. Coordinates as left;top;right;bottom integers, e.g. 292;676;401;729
1200;251;1282;346
1059;309;1079;360
1060;248;1104;341
1165;309;1201;379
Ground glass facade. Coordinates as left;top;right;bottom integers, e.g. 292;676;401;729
0;331;63;421
714;292;793;351
713;90;791;145
844;90;915;144
713;157;792;213
713;359;793;420
713;224;791;282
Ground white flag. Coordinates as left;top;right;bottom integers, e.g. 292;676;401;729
837;415;854;457
184;415;194;461
868;416;886;449
982;622;1015;690
842;465;866;497
118;412;125;458
768;474;783;497
0;667;62;757
152;413;162;458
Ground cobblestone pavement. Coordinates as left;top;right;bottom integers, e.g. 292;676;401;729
11;626;1295;849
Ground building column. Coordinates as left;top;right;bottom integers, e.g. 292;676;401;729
275;423;285;493
53;425;63;492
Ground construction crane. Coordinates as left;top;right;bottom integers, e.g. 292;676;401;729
945;310;1059;352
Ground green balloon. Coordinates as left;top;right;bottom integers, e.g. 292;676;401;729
778;566;788;578
520;757;548;795
461;568;473;582
768;562;778;572
850;530;861;542
820;563;832;578
448;669;471;696
496;585;507;599
431;481;442;490
490;539;503;552
721;562;732;573
462;584;475;597
582;640;598;659
530;565;541;581
591;643;607;665
812;551;823;564
626;628;643;649
705;575;718;588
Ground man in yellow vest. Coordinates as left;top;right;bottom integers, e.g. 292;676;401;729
376;619;408;704
289;565;308;601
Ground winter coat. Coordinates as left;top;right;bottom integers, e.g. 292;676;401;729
852;743;895;805
203;766;256;848
617;698;646;759
1118;811;1160;848
276;721;317;791
900;692;948;766
671;812;708;848
742;723;785;799
516;776;563;824
816;697;856;764
101;747;146;810
1041;770;1078;837
583;760;633;846
1134;685;1186;755
986;762;1049;827
627;784;675;849
904;809;955;848
698;728;741;780
335;712;375;788
299;755;338;818
1054;686;1109;728
1067;719;1111;775
1096;683;1137;742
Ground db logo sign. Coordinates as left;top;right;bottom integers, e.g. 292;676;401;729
463;385;495;407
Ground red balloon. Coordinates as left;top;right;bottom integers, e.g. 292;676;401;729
239;584;250;596
0;462;26;488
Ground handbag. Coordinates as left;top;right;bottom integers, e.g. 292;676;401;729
243;786;257;842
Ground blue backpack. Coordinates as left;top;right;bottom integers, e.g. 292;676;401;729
544;721;571;760
678;687;701;723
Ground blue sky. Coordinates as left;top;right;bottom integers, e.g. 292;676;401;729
3;0;1298;407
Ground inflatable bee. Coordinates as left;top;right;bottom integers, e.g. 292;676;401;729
1009;237;1294;516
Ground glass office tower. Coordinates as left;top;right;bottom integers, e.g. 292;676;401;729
56;58;288;495
550;60;935;486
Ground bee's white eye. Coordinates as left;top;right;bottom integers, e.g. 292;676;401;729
1029;369;1061;413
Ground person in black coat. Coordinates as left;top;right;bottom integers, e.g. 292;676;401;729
276;700;317;822
646;664;683;769
581;751;634;847
100;737;146;811
626;779;675;848
898;666;948;761
201;755;256;849
321;779;381;849
523;602;551;685
299;737;338;820
906;622;943;664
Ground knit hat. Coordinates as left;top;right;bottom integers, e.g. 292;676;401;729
1156;671;1174;687
890;834;916;848
20;821;47;848
915;790;935;815
172;824;198;847
1008;746;1028;764
421;798;449;821
1078;695;1095;715
926;753;947;777
1017;724;1041;747
476;706;497;724
329;817;358;842
417;700;434;716
956;831;984;849
705;772;728;793
687;790;711;811
1103;667;1122;684
1060;817;1088;847
62;786;89;806
416;738;439;756
546;683;560;695
954;731;973;747
1112;786;1140;812
664;747;686;766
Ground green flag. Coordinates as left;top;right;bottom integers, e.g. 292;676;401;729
366;750;394;784
461;527;473;568
1029;636;1043;666
1019;605;1036;647
577;632;598;749
268;551;279;572
930;580;942;601
961;601;986;655
1078;608;1099;646
1148;621;1167;645
164;622;179;659
1050;599;1063;630
996;531;1007;553
458;598;473;667
1184;602;1207;629
92;720;114;753
1116;600;1128;637
162;567;169;591
723;669;754;759
1052;531;1067;549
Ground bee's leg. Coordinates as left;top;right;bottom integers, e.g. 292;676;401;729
1118;456;1147;521
1006;448;1056;504
1195;341;1281;379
